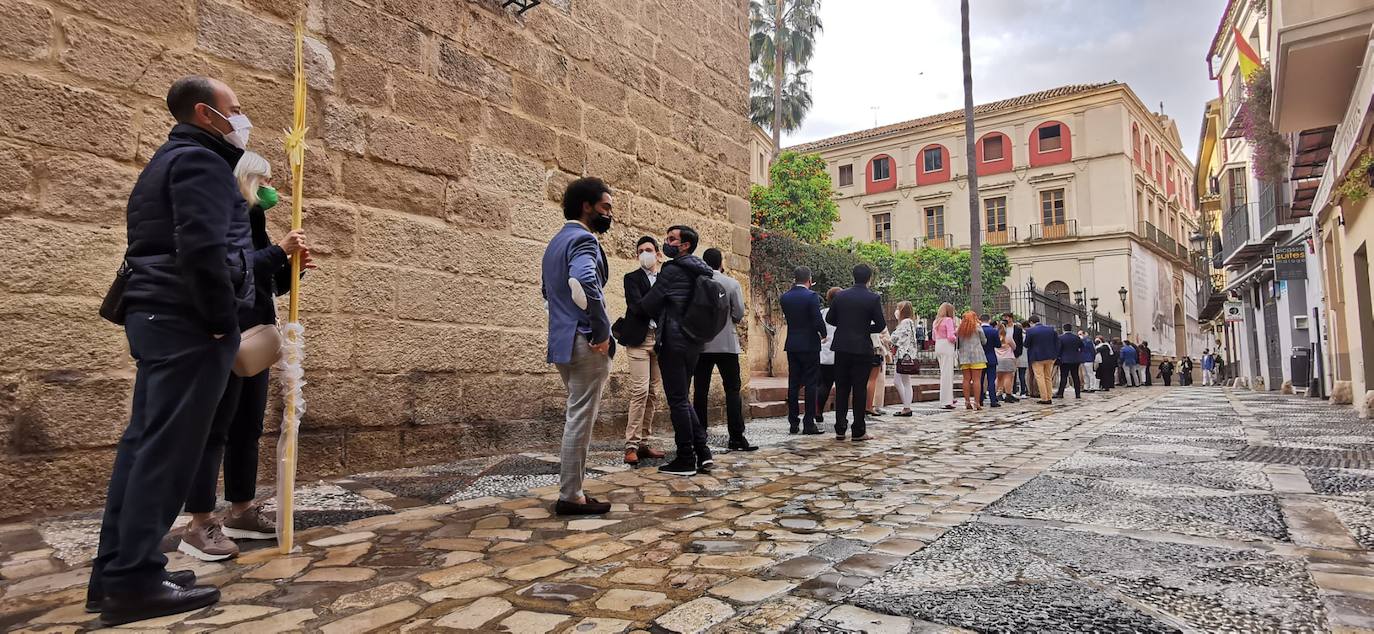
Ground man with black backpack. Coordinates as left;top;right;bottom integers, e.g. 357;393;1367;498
636;225;725;476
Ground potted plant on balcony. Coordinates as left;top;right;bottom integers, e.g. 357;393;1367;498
1337;151;1374;204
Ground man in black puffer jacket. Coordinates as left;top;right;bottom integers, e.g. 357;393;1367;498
636;225;717;476
89;75;256;627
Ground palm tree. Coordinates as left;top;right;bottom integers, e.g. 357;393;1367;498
961;0;982;313
750;0;823;158
749;66;813;133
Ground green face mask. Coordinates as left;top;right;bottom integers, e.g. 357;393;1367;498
256;185;279;211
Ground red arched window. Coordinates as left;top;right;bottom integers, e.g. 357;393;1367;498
916;144;950;185
1153;148;1163;186
866;154;897;194
1131;123;1141;164
976;132;1013;176
1029;120;1072;167
1143;137;1152;175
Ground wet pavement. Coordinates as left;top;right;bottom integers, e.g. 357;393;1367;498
2;387;1372;633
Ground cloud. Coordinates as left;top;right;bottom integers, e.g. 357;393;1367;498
783;0;1226;158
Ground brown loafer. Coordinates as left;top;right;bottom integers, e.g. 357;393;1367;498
638;445;665;459
624;447;639;465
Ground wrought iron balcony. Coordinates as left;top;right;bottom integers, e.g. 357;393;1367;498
1029;219;1077;241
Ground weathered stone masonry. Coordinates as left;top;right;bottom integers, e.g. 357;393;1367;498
0;0;753;517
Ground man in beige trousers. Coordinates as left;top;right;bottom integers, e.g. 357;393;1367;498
619;236;666;465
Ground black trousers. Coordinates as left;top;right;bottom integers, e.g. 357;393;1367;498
785;351;821;428
817;364;836;419
1014;366;1028;394
92;312;238;593
1097;364;1116;390
832;352;871;438
693;353;745;444
1162;373;1173;386
186;369;270;513
1143;362;1153;385
1057;362;1082;397
659;346;709;461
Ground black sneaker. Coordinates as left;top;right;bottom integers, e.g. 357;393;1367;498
659;457;697;476
729;440;760;451
697;459;714;474
554;496;611;516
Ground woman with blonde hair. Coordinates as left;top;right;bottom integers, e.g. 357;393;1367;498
866;324;893;417
932;302;958;410
994;322;1018;402
177;151;314;562
890;301;919;417
955;310;987;410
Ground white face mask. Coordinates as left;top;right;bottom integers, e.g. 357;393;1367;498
208;106;253;149
638;250;657;270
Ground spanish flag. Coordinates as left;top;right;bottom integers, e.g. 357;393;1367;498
1234;27;1261;79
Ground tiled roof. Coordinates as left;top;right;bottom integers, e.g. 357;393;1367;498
785;82;1120;153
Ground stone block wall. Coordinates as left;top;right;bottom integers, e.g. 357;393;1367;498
0;0;752;517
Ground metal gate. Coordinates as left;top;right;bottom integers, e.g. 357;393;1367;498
1263;294;1283;390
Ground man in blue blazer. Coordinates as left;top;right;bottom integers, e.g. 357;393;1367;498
826;264;886;441
780;266;827;434
542;177;615;516
1023;316;1059;404
1055;323;1084;399
980;315;1001;407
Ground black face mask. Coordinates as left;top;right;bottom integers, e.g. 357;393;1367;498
589;213;612;234
662;242;680;258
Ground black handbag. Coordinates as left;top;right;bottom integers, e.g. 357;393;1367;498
98;260;132;325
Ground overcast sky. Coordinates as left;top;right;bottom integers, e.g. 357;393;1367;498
783;0;1228;159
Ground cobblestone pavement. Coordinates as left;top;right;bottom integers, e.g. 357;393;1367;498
2;387;1373;633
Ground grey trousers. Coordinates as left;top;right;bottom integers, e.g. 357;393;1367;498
555;340;610;503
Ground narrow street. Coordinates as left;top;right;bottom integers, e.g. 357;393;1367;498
2;386;1371;632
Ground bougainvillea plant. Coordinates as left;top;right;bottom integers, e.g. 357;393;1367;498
1237;65;1291;183
1337;151;1374;204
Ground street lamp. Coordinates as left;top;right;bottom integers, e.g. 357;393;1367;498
1073;289;1085;306
1090;296;1099;311
1118;286;1128;313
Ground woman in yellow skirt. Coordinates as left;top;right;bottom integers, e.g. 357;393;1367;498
955;311;988;410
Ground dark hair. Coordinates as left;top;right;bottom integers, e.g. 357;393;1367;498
1028;315;1040;324
979;314;990;322
852;263;872;285
562;177;611;221
167;76;218;123
1062;323;1073;332
668;225;698;253
793;266;812;283
703;248;723;270
636;235;658;251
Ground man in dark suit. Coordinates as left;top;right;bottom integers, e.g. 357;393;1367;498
780;266;827;434
825;264;886;441
1055;323;1084;399
1024;316;1059;405
980;315;1001;407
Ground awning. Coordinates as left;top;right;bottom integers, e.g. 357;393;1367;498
1290;126;1336;217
